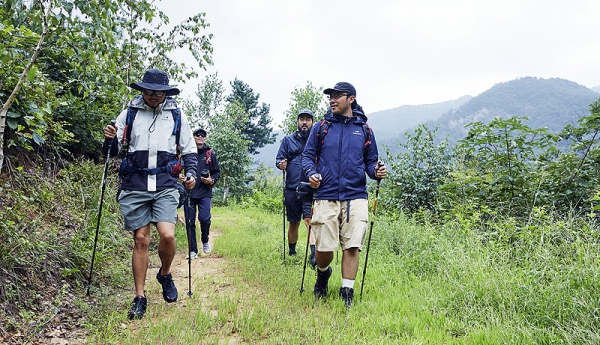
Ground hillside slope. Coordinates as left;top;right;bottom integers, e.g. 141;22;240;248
425;77;600;145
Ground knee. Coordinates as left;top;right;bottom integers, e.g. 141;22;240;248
133;233;150;250
160;232;176;245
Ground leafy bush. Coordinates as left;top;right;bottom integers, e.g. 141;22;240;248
0;159;130;335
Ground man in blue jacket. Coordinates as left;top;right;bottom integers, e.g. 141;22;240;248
276;109;317;267
302;82;387;309
181;127;221;258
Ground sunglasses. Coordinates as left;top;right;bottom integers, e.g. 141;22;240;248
143;89;165;97
194;132;206;138
327;93;349;101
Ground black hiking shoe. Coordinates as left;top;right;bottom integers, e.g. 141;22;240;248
128;295;147;320
313;266;332;298
340;287;354;309
289;243;297;256
156;268;178;303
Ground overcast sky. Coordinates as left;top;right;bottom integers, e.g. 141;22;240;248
162;0;600;126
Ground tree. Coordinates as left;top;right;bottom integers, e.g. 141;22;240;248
281;81;328;135
383;123;452;215
225;78;275;154
183;72;225;130
0;0;213;171
208;101;252;200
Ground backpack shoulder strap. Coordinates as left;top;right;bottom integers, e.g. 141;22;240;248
124;106;181;146
205;148;213;169
363;123;372;148
171;107;182;146
124;107;138;144
315;119;331;160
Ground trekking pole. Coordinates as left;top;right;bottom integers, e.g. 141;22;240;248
184;172;194;297
300;196;316;293
282;169;286;265
86;120;116;296
300;174;319;293
360;163;383;302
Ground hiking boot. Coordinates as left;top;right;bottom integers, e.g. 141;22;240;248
289;243;297;256
186;251;198;259
202;242;211;253
313;266;332;298
340;287;354;309
156;268;178;303
127;295;147;320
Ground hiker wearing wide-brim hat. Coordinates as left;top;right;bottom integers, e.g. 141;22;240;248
101;68;198;320
130;68;181;96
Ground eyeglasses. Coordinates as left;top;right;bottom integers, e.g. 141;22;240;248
194;132;206;138
143;89;166;97
327;93;349;101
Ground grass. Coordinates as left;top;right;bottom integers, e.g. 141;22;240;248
83;203;600;344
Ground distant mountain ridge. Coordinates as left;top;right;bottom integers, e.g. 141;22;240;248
253;77;600;167
366;96;472;143
592;85;600;93
423;77;599;145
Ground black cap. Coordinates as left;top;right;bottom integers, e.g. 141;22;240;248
297;109;314;119
193;127;207;136
130;69;180;96
323;82;356;97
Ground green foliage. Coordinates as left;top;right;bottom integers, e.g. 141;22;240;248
244;164;282;214
226;78;276;154
183;72;224;130
1;0;213;166
280;81;328;135
208;101;253;202
383;123;452;215
0;159;130;335
449;117;559;217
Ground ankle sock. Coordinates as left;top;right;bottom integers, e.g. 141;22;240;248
342;278;354;289
318;266;328;272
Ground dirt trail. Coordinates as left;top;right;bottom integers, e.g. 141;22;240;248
26;217;242;345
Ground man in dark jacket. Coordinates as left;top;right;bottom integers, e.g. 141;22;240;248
276;109;317;267
103;69;197;320
181;127;221;258
302;82;387;309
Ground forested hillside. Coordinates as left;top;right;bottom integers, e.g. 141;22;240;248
424;77;599;145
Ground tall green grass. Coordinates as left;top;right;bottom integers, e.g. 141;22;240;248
92;203;600;344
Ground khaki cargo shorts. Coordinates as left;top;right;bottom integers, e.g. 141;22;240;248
310;199;368;252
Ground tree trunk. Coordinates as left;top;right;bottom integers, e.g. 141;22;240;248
0;2;50;171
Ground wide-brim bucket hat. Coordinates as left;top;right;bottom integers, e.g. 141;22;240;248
130;68;180;96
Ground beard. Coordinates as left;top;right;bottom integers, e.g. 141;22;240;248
298;125;310;138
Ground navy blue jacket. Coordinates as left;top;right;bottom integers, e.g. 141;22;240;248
302;110;379;200
276;131;309;190
189;144;220;199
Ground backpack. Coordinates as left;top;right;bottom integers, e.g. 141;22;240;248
315;119;372;163
118;99;183;177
